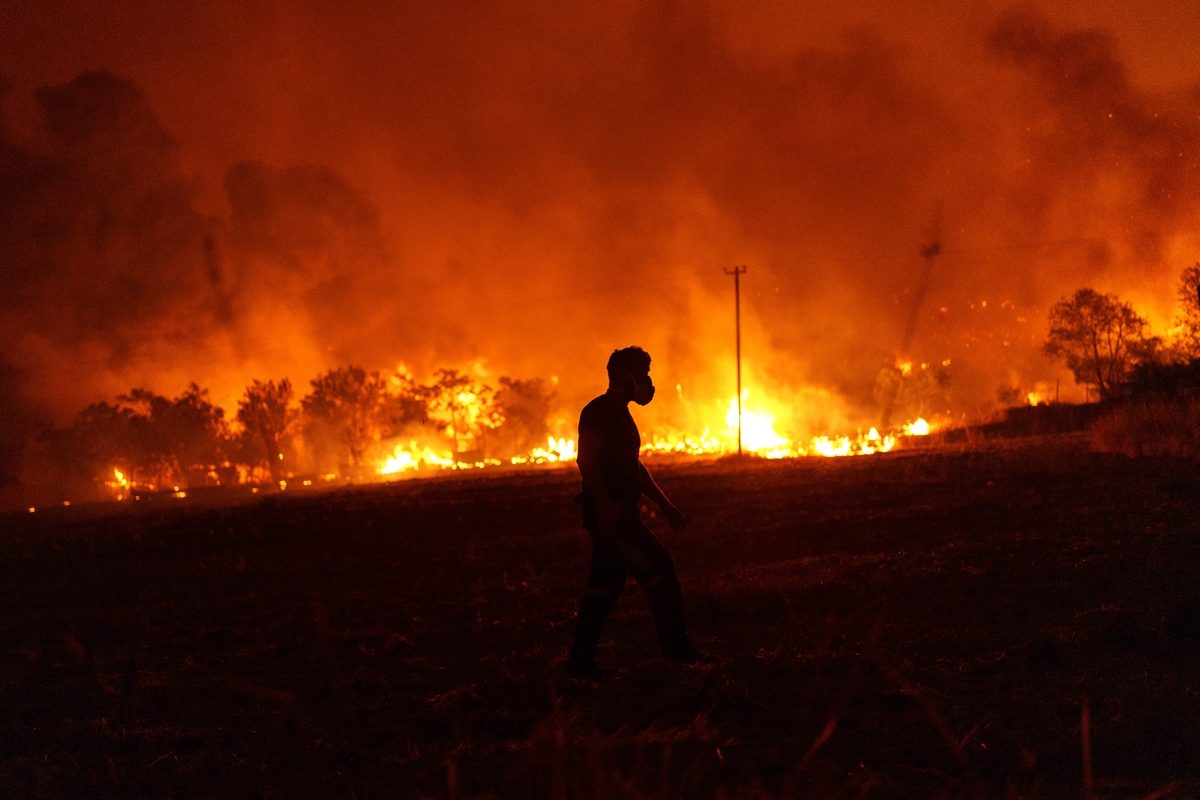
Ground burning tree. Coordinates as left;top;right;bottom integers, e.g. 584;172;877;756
1044;289;1157;400
43;400;141;499
237;378;298;483
49;383;230;493
489;377;554;455
1174;263;1200;359
381;373;432;438
118;384;230;488
302;366;389;475
426;369;504;455
872;362;950;423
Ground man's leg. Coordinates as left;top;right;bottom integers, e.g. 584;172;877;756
615;521;700;661
567;532;627;671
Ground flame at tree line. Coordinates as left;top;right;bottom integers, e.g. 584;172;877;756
69;251;1200;507
42;360;934;504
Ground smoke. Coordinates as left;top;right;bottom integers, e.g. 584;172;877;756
3;4;1200;495
0;73;219;402
0;72;223;502
986;9;1200;302
222;160;419;376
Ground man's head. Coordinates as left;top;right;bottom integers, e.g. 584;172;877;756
606;346;655;405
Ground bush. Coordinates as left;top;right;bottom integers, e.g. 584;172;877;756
1090;399;1200;459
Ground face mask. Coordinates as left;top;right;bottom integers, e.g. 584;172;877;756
628;372;655;406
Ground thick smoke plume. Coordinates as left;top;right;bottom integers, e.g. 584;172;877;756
2;4;1200;502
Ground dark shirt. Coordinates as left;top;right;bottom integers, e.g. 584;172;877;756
577;394;642;524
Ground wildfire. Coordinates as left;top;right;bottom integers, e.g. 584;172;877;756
1025;382;1054;406
379;443;457;474
90;393;936;497
104;468;130;500
725;394;788;451
641;430;725;456
378;434;580;477
811;427;897;457
98;387;936;498
637;391;929;461
516;437;578;464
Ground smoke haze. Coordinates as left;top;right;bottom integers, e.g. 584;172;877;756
3;1;1200;488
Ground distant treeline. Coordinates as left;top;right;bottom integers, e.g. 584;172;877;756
42;367;555;499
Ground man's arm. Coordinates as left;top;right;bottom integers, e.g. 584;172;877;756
638;461;686;531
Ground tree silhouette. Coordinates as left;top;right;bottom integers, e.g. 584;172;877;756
50;383;230;491
119;384;228;488
44;401;140;498
491;377;554;454
381;373;431;438
426;369;503;455
237;378;297;483
302;366;389;473
1174;263;1200;359
1045;289;1156;400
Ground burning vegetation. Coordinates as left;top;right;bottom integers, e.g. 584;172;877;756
41;366;551;501
34;360;938;506
28;258;1200;508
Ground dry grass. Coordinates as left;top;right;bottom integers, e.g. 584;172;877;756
1090;398;1200;459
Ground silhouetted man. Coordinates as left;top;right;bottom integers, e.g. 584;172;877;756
566;346;710;679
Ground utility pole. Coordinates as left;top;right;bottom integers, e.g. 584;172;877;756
725;266;747;456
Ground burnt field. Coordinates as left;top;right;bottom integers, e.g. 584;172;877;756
3;437;1200;799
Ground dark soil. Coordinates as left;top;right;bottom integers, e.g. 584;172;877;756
3;436;1199;798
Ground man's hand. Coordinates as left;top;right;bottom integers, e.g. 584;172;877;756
661;502;686;532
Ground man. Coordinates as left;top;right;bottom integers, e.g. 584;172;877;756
566;346;710;679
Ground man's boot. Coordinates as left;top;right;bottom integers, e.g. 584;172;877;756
645;575;706;662
567;590;615;677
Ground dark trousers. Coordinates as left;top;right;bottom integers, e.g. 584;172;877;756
568;516;695;664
